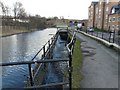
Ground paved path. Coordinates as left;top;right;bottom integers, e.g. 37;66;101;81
76;32;119;88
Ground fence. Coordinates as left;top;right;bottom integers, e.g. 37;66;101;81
1;30;76;90
81;28;120;46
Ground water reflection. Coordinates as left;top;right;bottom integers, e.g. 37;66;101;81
2;28;57;88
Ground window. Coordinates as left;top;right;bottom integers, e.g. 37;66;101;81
96;8;98;14
91;5;93;8
111;8;115;14
99;9;101;13
111;5;120;14
112;17;115;22
106;15;108;19
116;25;119;30
112;25;115;30
118;17;120;22
106;0;109;4
106;7;108;11
109;17;111;22
119;25;120;30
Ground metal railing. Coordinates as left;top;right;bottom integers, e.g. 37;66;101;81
66;31;76;90
1;30;76;89
80;28;120;46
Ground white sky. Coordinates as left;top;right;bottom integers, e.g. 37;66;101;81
0;0;98;20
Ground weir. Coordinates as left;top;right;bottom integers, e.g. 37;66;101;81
0;28;76;90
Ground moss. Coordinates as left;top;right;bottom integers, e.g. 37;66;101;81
72;38;83;88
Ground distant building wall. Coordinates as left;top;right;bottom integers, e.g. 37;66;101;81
88;0;120;32
104;1;119;30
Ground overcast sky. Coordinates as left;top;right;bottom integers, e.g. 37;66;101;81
0;0;98;20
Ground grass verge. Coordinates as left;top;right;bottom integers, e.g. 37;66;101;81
72;38;83;88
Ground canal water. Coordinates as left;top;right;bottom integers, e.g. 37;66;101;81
2;28;57;88
42;34;69;88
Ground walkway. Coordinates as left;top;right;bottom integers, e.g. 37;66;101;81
76;32;119;88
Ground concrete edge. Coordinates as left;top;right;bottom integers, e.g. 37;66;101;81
77;30;120;52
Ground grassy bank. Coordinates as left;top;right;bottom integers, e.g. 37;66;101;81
72;38;83;88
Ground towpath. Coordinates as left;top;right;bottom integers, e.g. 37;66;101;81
76;32;119;88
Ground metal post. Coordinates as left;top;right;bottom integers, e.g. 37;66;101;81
51;38;53;45
97;31;98;37
69;52;72;90
109;31;111;43
43;45;46;68
102;29;103;39
28;64;33;86
86;28;87;33
108;26;111;43
113;29;115;43
48;40;51;58
43;46;45;58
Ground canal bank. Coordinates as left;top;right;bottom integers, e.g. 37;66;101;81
1;28;47;37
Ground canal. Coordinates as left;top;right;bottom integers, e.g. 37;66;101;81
2;28;57;88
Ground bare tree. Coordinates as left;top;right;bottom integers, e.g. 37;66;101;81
13;2;22;21
17;8;27;20
13;2;28;29
0;1;6;16
4;6;10;16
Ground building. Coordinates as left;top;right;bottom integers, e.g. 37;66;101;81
88;0;120;32
88;2;98;28
108;2;120;31
98;1;106;30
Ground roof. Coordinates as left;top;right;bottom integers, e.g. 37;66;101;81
89;2;98;8
92;2;98;5
111;4;120;14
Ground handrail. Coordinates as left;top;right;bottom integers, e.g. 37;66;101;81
66;31;76;90
66;31;76;54
31;48;43;61
0;58;69;66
